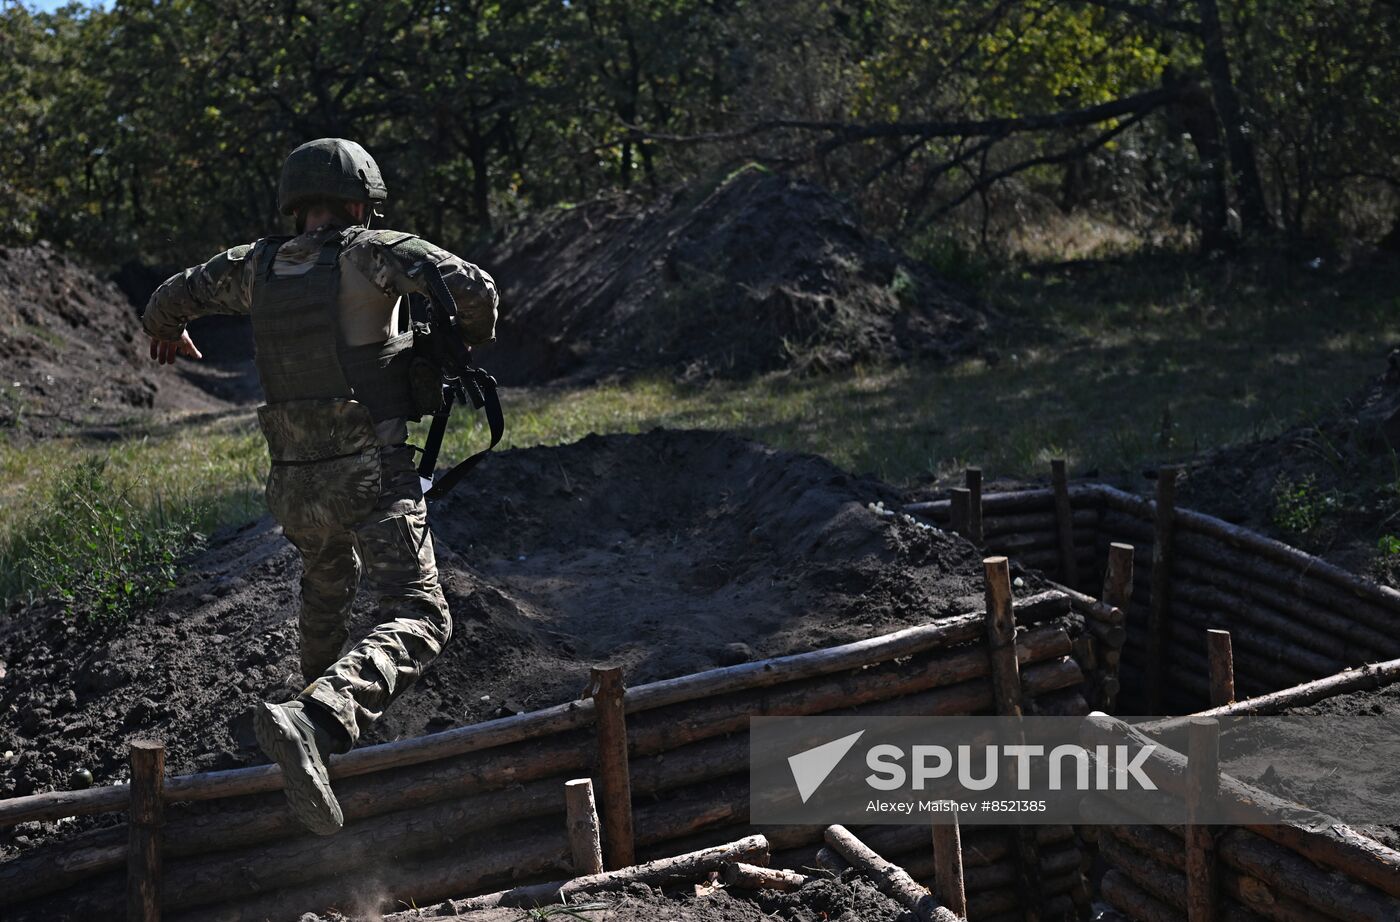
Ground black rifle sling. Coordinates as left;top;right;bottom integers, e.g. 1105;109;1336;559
414;262;503;501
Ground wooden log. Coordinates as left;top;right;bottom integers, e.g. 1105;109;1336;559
823;825;960;922
1103;542;1135;611
1161;657;1400;723
1098;489;1400;638
1011;548;1098;575
983;528;1098;555
1168;554;1400;658
591;666;635;870
931;808;967;919
720;861;807;892
565;778;604;876
1164;599;1338;681
1082;714;1400;899
127;741;164;922
1148;466;1180;713
1218;828;1400;922
1103;827;1188;909
906;487;1074;517
1101;869;1182;922
1052;458;1080;588
966;467;984;545
1186;719;1221;922
983;508;1098;539
1207;631;1236;707
416;834;771;912
983;555;1041;922
1169;578;1355;668
951;487;972;537
984;558;1024;720
1096;540;1131;710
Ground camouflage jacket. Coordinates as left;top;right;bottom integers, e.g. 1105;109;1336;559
141;224;498;350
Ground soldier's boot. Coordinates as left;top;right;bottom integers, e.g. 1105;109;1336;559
254;699;351;836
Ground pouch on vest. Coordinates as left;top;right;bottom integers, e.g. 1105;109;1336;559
258;398;381;532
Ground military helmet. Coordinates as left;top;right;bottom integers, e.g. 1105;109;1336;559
278;138;388;215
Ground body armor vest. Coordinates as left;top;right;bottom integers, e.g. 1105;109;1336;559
249;229;418;425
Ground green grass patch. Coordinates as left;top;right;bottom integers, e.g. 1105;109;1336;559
0;419;267;613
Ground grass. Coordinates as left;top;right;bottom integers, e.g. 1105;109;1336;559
2;249;1397;611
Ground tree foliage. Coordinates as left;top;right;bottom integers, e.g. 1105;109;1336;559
0;0;1396;265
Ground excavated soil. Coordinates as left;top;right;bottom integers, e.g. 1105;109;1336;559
1175;345;1400;580
294;875;912;922
1224;683;1400;850
0;428;1047;856
474;167;988;385
0;243;258;439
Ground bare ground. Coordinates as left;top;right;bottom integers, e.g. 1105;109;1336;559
0;427;1047;857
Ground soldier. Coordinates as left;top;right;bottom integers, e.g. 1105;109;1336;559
142;138;498;835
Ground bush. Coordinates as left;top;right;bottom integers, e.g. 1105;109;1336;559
1270;473;1337;537
18;457;204;622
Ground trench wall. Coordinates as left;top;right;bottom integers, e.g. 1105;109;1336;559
0;592;1095;922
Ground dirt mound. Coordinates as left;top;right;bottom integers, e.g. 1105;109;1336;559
474;168;987;384
0;428;1047;857
1176;346;1400;577
0;243;255;439
365;874;909;921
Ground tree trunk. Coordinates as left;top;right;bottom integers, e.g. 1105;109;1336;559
1195;0;1270;235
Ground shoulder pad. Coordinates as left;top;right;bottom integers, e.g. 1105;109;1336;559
204;242;256;278
369;230;418;249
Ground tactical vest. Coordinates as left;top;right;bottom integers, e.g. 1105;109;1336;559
249;228;417;425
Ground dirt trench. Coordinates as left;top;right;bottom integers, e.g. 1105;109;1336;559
0;427;1049;856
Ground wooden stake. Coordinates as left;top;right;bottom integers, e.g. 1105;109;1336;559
1148;466;1179;713
590;666;635;869
966;468;984;544
931;807;967;919
127;740;164;922
950;488;972;537
1186;719;1220;922
983;557;1022;720
1096;542;1134;711
983;556;1042;922
1051;459;1080;588
1206;630;1236;707
564;778;604;876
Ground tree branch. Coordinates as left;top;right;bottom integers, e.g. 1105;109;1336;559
1075;0;1202;35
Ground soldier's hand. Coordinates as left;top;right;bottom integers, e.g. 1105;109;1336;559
149;330;203;365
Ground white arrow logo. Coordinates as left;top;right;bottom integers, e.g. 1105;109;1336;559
788;730;865;803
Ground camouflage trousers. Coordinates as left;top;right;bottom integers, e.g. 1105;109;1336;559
276;444;451;747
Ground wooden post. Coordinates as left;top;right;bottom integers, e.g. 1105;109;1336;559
590;666;635;869
931;807;967;919
983;557;1022;719
982;557;1041;922
966;468;984;545
950;488;971;538
127;740;164;922
565;778;605;876
1098;542;1134;711
1050;459;1079;588
1147;466;1179;713
1206;630;1235;707
1186;718;1220;922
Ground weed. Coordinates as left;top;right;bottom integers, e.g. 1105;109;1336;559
17;457;204;621
1270;474;1337;537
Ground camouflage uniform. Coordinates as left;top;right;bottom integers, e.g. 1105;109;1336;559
143;225;497;746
